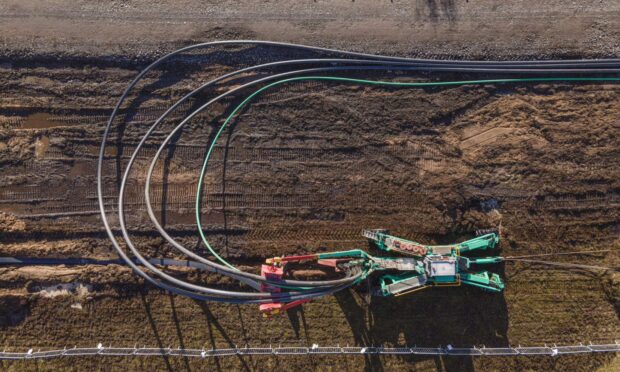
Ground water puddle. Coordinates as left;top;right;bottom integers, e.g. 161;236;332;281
22;113;55;129
21;113;77;129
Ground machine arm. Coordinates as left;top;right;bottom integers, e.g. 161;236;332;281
459;271;504;292
363;230;499;257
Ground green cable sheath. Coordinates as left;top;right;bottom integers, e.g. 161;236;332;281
195;75;620;273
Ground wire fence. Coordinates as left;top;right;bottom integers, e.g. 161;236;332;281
1;342;618;360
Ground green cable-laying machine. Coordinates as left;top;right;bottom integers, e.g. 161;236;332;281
361;229;504;296
259;229;504;316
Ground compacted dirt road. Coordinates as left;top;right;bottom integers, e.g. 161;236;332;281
0;1;619;371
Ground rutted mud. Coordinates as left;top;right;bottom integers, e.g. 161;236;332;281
0;3;619;370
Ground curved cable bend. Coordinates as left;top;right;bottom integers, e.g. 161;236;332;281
99;40;620;303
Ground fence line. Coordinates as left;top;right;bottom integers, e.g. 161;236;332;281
1;343;618;360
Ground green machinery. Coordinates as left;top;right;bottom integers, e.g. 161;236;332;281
259;230;505;315
361;229;505;296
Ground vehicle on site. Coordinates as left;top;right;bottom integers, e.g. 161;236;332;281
258;229;504;316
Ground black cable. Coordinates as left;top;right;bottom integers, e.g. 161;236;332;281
98;40;620;303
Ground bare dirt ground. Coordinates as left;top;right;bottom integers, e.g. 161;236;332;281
0;1;619;371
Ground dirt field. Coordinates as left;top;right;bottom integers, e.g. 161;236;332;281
0;1;619;371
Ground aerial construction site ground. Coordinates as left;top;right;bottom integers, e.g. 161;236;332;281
1;1;619;371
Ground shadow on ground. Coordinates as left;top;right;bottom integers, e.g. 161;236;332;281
332;284;509;372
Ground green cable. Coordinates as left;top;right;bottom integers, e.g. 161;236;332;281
196;75;620;272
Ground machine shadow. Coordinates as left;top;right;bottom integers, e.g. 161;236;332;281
194;300;252;372
138;290;174;372
335;269;509;371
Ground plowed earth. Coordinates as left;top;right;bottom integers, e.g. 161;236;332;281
1;1;619;371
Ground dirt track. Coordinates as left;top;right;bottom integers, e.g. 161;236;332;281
0;1;619;371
